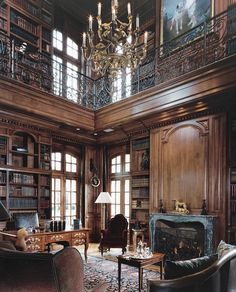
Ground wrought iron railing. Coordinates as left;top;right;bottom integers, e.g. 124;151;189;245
0;7;236;110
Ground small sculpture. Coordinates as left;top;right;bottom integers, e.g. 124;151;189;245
15;227;29;251
159;199;165;213
140;150;149;170
175;200;189;214
201;199;208;215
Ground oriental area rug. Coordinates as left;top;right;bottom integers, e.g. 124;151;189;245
84;255;160;292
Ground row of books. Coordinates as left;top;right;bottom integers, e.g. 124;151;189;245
0;171;6;183
231;184;236;198
131;209;149;221
231;171;236;182
40;175;50;186
10;173;35;184
12;0;41;18
132;177;149;187
40;187;50;197
132;188;149;198
9;197;38;208
40;197;50;208
0;185;6;196
0;7;7;19
9;186;37;197
231;201;236;214
11;12;38;35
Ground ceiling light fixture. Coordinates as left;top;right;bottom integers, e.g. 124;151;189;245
82;0;148;77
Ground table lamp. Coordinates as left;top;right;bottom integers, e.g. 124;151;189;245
95;191;112;230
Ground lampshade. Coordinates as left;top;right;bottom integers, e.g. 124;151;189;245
0;201;10;221
95;192;112;204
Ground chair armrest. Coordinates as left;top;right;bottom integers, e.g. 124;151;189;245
54;247;84;292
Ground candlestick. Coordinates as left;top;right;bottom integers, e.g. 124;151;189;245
144;31;148;44
112;7;116;21
136;14;139;29
82;32;86;47
127;3;131;15
89;15;93;31
98;3;101;16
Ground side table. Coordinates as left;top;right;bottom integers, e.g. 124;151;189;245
117;253;165;292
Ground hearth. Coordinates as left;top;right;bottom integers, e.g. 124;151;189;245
150;213;218;260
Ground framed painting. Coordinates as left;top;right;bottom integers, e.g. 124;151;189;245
160;0;214;44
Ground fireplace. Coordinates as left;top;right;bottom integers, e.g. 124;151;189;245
149;213;218;260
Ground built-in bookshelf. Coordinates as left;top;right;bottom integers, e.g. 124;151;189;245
0;130;52;219
229;118;236;244
130;137;150;234
1;0;53;53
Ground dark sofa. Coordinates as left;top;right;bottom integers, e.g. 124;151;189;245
0;241;84;292
148;248;236;292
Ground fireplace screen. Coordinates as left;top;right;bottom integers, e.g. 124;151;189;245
156;220;204;260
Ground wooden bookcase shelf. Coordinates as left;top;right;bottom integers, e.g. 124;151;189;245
130;137;150;241
228;118;236;244
0;129;52;220
3;0;53;54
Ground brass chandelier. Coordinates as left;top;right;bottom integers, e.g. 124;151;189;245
82;0;148;76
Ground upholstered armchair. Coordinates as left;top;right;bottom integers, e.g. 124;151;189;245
0;241;84;292
99;213;128;256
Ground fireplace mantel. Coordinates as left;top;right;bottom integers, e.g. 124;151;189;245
149;213;218;256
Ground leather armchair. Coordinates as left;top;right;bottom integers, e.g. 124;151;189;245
148;248;236;292
0;242;84;292
100;213;128;256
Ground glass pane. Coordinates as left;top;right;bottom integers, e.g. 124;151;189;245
116;181;120;192
111;205;115;217
116;193;120;204
125;205;130;217
116;165;121;173
65;193;70;204
55;192;60;203
56;179;61;190
125;163;130;172
111;165;116;173
111;180;116;190
56;152;61;161
125;193;130;204
116;156;121;163
72;193;76;203
71;180;76;190
71;164;77;172
125;180;130;191
56;162;61;171
66;180;70;191
111;193;116;204
116;205;120;214
125;154;130;162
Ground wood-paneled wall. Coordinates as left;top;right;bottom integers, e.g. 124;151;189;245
150;113;226;240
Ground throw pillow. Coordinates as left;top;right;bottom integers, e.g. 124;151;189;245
164;254;218;280
216;240;236;258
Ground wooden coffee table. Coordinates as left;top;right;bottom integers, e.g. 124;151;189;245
117;252;165;292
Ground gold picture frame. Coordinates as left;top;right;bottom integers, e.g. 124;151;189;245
160;0;214;44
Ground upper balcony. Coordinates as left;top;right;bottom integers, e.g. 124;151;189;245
0;6;236;141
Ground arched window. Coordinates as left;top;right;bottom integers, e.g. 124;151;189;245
51;152;79;228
